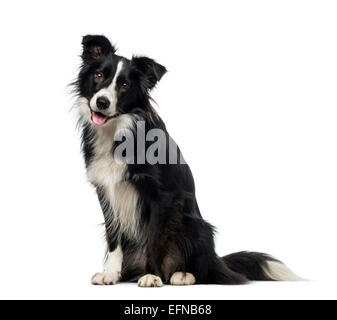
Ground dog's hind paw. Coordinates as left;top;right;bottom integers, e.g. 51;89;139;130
138;274;163;288
170;272;196;286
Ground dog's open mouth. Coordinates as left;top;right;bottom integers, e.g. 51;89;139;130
91;111;119;126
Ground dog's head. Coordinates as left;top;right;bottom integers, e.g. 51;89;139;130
76;35;166;126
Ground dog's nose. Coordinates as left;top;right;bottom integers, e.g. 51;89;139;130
96;97;110;110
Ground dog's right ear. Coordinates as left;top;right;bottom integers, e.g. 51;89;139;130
81;35;116;61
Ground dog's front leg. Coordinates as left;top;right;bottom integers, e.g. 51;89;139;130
91;245;123;285
91;187;123;285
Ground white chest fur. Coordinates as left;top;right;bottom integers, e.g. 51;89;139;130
86;115;140;240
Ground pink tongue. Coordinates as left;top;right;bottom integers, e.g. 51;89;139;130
92;112;108;126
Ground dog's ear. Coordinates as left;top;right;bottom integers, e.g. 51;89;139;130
81;35;116;61
132;56;167;89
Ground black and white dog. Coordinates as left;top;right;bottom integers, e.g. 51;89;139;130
73;35;300;287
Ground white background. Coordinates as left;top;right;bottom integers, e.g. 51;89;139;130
0;0;336;300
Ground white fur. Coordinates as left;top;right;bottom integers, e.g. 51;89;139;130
138;274;163;288
170;272;196;286
89;61;124;116
77;96;92;122
86;114;140;240
263;261;302;281
106;246;123;274
91;246;123;285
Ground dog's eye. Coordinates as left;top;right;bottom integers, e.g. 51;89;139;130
94;72;104;82
121;82;129;90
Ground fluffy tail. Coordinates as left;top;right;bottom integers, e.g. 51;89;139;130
222;251;301;281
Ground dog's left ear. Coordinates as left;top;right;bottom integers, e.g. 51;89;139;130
82;35;116;61
132;56;167;89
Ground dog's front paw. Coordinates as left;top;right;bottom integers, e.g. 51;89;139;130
91;272;121;285
138;274;163;288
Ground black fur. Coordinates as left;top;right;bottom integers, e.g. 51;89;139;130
73;34;290;285
223;251;279;281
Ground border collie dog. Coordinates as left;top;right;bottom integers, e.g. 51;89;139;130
73;35;300;287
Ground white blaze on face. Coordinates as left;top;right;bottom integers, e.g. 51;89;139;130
89;60;124;116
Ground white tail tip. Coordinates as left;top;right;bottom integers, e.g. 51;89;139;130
263;261;303;281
